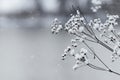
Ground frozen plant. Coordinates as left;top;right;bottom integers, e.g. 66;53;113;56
51;9;120;76
51;18;63;34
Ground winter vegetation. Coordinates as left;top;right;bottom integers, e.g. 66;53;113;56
51;0;120;76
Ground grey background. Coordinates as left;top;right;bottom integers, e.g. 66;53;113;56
0;0;120;80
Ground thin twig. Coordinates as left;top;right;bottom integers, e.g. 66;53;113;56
83;41;111;70
108;70;120;76
74;33;97;43
72;5;94;35
88;63;120;76
98;40;113;52
82;31;96;40
87;63;107;71
77;6;96;36
112;31;119;39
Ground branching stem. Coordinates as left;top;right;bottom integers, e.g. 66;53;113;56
83;41;110;70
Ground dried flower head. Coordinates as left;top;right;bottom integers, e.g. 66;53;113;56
51;9;120;76
51;18;63;34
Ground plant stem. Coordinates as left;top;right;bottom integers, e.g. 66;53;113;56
87;63;120;76
97;40;113;52
84;41;120;76
87;63;108;71
77;7;95;36
112;31;119;39
74;33;97;43
82;32;96;40
108;69;120;76
72;6;114;53
83;41;110;70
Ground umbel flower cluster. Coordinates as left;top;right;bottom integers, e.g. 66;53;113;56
51;10;120;76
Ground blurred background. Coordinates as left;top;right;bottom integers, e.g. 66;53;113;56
0;0;120;80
